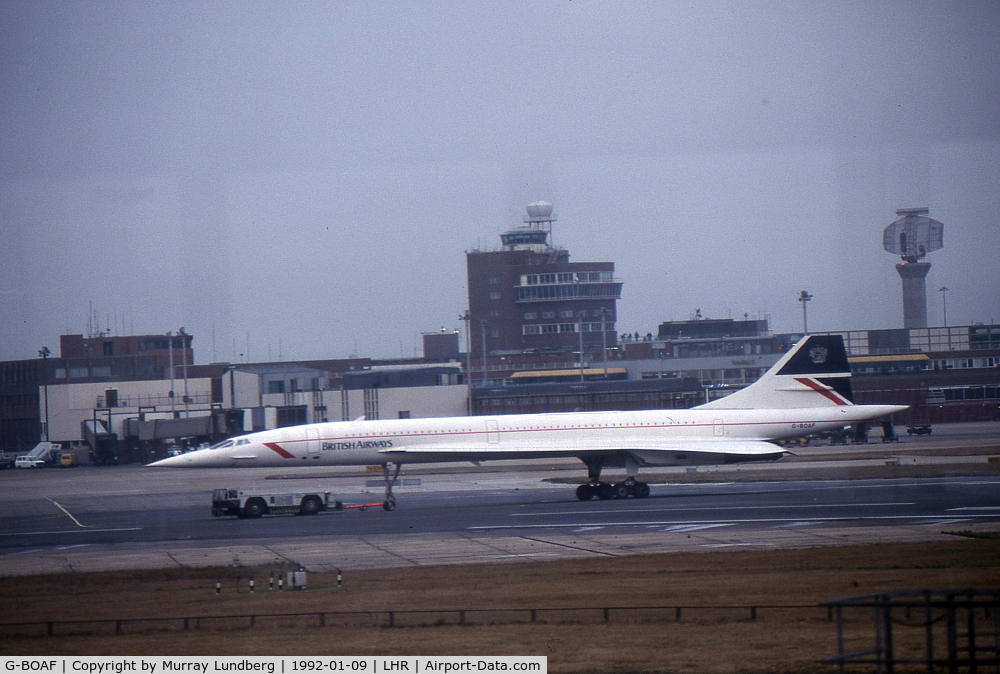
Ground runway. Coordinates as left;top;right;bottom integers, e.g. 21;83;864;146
1;422;998;576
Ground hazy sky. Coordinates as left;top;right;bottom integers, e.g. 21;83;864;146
2;1;998;363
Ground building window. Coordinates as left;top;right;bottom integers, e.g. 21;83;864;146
560;310;574;318
490;328;501;338
557;272;574;283
524;312;537;319
268;380;285;394
542;324;559;334
526;275;538;285
542;311;555;319
523;325;541;335
489;292;501;300
559;323;577;332
488;277;500;285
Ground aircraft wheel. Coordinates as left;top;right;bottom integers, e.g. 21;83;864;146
576;484;595;501
611;483;630;499
299;495;322;515
244;498;267;518
597;483;614;500
633;482;651;499
383;497;396;511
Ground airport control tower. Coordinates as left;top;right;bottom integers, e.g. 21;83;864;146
882;208;944;329
466;202;623;360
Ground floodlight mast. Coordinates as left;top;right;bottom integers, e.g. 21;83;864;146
798;290;813;334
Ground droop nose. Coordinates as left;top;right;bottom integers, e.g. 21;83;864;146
148;453;197;467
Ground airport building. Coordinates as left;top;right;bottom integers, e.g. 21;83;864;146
6;314;994;464
2;204;997;463
471;318;1000;424
465;202;622;366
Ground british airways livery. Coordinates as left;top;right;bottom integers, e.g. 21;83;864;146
149;335;906;507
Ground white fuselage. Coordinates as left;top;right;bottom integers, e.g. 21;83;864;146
150;403;904;469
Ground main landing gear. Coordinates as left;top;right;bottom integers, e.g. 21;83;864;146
575;457;651;501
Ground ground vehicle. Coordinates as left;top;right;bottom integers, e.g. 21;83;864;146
11;441;61;468
211;488;343;518
907;424;933;435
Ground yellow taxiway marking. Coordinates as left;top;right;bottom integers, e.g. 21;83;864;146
45;498;90;528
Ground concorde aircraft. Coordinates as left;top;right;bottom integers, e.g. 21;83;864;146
148;335;906;506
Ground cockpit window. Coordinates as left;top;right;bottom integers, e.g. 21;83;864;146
236;439;250;445
210;440;234;449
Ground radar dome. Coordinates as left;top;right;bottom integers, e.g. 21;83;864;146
526;202;553;219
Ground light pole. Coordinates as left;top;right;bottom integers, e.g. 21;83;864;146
167;331;175;414
179;327;189;417
798;291;813;334
596;307;609;378
480;319;488;386
38;346;50;441
459;310;472;415
939;286;951;351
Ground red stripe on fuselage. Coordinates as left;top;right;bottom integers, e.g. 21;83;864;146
793;377;849;405
264;442;295;458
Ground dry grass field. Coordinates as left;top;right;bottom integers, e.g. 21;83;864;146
2;537;999;673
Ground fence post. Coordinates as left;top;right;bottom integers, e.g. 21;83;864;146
675;607;682;621
603;608;610;622
47;622;54;637
751;607;757;621
388;611;395;628
530;609;537;623
459;611;465;625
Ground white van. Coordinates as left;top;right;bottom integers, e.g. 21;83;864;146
15;456;46;468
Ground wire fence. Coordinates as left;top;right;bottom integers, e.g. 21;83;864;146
0;604;830;638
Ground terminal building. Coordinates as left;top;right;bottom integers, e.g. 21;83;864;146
465;202;622;369
2;204;997;464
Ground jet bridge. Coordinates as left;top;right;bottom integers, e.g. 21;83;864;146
82;419;118;465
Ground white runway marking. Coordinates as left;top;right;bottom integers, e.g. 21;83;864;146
661;523;735;533
513;502;914;517
0;528;143;537
469;513;999;531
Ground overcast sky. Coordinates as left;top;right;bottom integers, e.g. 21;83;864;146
2;1;998;364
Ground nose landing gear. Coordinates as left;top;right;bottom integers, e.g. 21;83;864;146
382;462;401;511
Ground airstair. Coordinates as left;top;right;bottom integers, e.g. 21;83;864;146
23;441;61;462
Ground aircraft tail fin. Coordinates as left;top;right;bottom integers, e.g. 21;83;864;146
698;334;854;409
